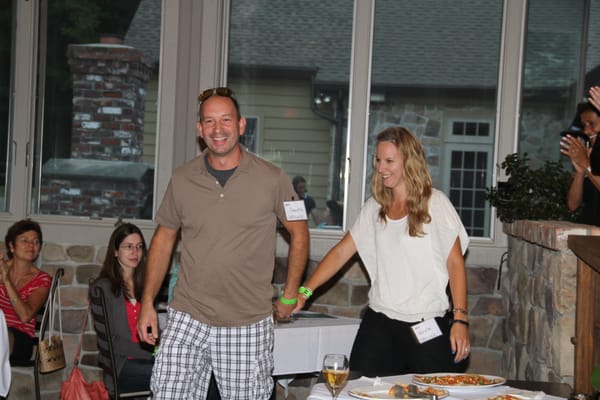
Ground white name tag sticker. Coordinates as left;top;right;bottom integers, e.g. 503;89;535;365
284;200;308;221
411;318;443;344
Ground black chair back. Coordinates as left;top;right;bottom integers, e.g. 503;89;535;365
90;285;151;399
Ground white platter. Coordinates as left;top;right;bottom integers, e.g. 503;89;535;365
349;383;449;399
412;373;506;391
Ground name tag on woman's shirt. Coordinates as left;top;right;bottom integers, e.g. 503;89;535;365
411;318;443;344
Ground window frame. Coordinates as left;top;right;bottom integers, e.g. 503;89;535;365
3;0;526;265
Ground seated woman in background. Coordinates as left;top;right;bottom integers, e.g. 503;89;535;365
0;219;51;363
90;223;154;394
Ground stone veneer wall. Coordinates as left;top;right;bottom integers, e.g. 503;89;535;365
501;220;600;385
8;236;509;399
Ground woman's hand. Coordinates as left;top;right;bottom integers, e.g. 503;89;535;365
590;86;600;110
450;322;470;362
291;294;307;315
560;134;590;173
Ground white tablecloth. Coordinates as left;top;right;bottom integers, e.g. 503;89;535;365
273;311;360;376
308;374;566;400
0;309;11;397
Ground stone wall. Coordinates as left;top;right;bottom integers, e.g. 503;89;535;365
501;220;600;385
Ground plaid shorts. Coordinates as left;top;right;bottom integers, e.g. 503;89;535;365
151;308;274;399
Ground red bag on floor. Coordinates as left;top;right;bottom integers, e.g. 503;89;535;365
60;365;109;400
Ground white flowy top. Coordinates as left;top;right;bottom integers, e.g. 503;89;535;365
350;189;469;322
0;309;10;397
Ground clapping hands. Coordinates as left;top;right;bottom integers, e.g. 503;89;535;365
590;86;600;110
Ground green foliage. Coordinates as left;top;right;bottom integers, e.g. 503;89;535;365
592;364;600;391
486;153;577;223
58;0;101;43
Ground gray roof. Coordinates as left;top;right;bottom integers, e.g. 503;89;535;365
125;0;161;63
126;0;590;90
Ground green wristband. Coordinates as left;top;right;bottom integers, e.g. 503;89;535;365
279;295;297;305
298;286;313;299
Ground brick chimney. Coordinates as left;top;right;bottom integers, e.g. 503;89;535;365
67;43;152;161
37;43;154;218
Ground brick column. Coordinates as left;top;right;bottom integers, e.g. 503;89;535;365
67;43;152;162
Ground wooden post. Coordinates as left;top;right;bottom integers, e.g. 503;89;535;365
568;235;600;395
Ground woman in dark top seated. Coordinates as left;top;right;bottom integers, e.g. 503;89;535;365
90;223;154;395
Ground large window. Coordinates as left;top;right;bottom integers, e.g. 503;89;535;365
4;0;599;259
518;0;586;167
226;0;503;237
227;0;353;230
0;2;12;212
32;0;160;219
367;0;502;238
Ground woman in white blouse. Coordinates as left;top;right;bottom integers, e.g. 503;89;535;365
295;127;470;376
0;309;11;398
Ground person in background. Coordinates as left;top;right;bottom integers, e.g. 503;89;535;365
0;219;51;363
292;175;321;226
318;199;344;228
294;127;470;376
137;87;309;399
90;222;154;395
560;101;600;226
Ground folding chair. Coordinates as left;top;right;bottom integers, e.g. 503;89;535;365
90;285;152;399
10;267;63;400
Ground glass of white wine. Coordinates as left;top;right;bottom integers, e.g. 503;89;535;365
322;353;349;399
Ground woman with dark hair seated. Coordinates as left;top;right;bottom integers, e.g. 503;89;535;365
0;219;51;363
90;223;154;394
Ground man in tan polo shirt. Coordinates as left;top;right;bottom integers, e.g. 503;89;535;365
137;87;309;399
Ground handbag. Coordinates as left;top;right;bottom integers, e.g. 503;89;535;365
61;302;109;400
38;276;66;373
61;365;109;400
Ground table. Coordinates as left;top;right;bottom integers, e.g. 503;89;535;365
0;309;11;397
308;374;568;400
273;311;360;376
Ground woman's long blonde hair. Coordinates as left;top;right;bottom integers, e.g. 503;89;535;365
370;127;432;237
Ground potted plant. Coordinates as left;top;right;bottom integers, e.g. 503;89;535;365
486;153;578;222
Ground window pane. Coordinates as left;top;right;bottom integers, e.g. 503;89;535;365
368;0;502;238
519;0;585;167
33;0;160;219
227;0;353;229
0;1;12;211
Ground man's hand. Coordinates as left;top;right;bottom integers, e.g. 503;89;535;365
137;302;159;345
274;299;296;321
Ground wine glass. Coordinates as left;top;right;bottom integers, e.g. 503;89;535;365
322;353;349;399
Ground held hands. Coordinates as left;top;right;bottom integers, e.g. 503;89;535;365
274;299;296;321
275;286;312;320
